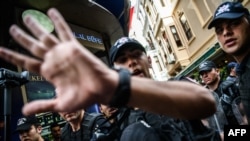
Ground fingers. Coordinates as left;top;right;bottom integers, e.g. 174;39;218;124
22;99;56;115
9;25;48;59
0;47;41;73
22;15;59;48
22;98;81;115
47;8;75;41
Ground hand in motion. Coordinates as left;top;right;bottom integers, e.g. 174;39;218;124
0;8;118;115
0;8;216;119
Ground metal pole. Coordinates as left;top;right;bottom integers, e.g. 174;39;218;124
4;87;11;141
0;68;29;141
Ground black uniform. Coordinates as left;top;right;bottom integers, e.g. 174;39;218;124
61;112;110;141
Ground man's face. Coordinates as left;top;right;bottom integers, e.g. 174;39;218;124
113;48;151;78
215;17;250;56
58;110;82;122
100;104;118;118
18;125;42;141
200;68;220;85
51;126;61;140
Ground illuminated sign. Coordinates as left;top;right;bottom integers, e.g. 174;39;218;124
73;32;102;44
68;23;105;50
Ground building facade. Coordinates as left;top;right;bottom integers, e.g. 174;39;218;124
130;0;250;80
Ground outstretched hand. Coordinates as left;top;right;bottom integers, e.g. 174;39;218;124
0;8;118;115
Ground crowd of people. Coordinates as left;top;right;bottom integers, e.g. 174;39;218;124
0;1;250;141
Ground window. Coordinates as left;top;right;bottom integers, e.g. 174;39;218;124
192;0;211;24
179;14;193;40
147;4;157;25
154;56;162;71
160;0;166;6
162;31;173;53
147;33;155;50
158;40;167;63
170;25;183;47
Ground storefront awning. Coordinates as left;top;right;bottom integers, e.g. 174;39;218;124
11;0;127;46
95;0;130;36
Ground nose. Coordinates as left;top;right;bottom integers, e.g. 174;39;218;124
222;24;233;37
127;58;137;68
19;132;28;137
200;72;208;78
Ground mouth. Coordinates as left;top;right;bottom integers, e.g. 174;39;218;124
204;78;211;83
224;38;236;47
64;113;75;118
132;69;143;77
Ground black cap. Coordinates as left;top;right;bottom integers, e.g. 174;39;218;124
109;37;146;64
15;116;40;132
198;61;217;73
208;2;250;29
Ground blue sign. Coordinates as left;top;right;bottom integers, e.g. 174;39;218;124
73;32;103;44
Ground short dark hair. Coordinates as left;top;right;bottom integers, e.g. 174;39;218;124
50;122;60;131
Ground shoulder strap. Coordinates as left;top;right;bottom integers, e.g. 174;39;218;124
60;122;71;140
82;112;103;140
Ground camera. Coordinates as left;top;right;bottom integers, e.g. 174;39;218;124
0;68;29;86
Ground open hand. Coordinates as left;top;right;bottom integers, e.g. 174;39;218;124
0;8;118;115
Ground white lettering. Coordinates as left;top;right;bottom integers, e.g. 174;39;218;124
228;129;235;136
241;129;246;136
72;32;103;44
228;129;247;136
235;129;240;136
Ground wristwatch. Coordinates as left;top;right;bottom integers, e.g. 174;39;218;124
109;68;131;108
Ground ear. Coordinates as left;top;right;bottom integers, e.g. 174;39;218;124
215;68;221;76
147;55;152;68
37;126;43;134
